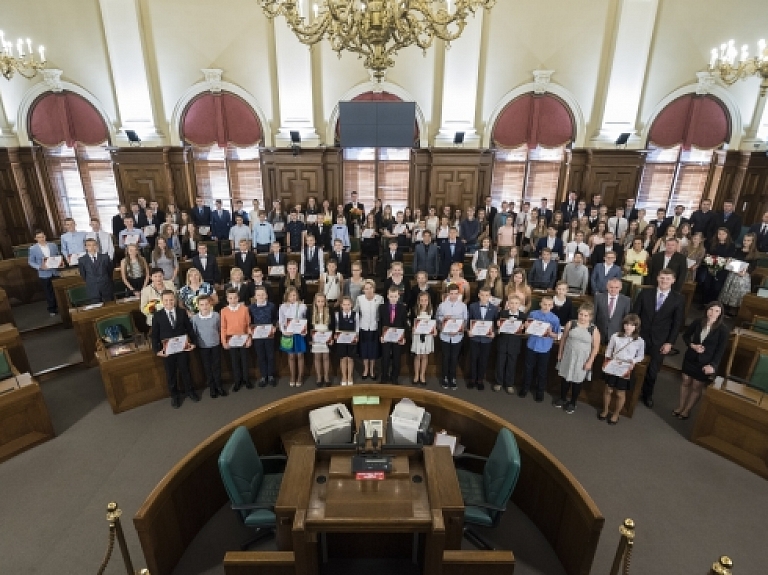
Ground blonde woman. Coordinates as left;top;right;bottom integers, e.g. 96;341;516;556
279;286;308;387
506;267;531;311
355;279;383;380
179;267;217;315
309;292;336;386
682;232;706;283
443;262;469;302
483;264;505;302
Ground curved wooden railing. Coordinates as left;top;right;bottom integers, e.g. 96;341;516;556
134;385;604;575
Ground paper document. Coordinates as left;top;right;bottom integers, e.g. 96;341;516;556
306;214;318;224
489;296;501;307
81;303;104;311
725;259;748;273
198;226;210;235
470;320;493;337
499;319;522;334
312;331;333;344
285;318;307;335
383;327;405;343
442;318;463;334
434;432;457;455
437;229;449;239
123;234;139;246
336;331;357;344
414;319;436;335
268;265;285;276
393;224;407;235
45;256;62;269
252;325;273;339
143;225;156;237
272;222;284;232
362;228;374;239
686;258;697;269
68;253;85;265
228;334;249;347
475;269;487;281
603;359;632;377
526;320;550;337
163;335;188;355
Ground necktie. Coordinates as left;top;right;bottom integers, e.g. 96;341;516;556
674;217;679;228
169;311;176;327
390;305;395;323
656;292;665;311
91;256;96;264
96;234;103;254
450;244;455;255
199;207;202;215
608;296;615;317
762;225;767;235
310;248;314;260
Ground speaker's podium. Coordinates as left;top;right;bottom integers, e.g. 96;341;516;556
274;432;464;575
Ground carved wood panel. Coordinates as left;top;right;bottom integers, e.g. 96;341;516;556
411;149;431;212
260;149;328;208
561;149;588;202
112;148;176;209
0;152;31;253
584;150;646;208
428;150;488;211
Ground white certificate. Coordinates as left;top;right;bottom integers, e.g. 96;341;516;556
442;318;463;334
604;359;632;377
45;256;62;269
336;331;357;344
526;320;550;337
68;253;85;265
475;269;487;281
268;265;285;276
81;302;104;311
198;226;211;235
725;259;748;273
686;258;697;269
437;229;449;239
306;214;318;224
124;233;141;246
489;296;502;307
383;327;405;343
362;228;375;239
285;318;307;335
144;225;156;237
470;320;493;337
312;331;333;344
228;334;249;347
272;222;285;232
393;224;407;235
163;335;188;355
499;319;522;334
252;325;273;339
169;223;179;234
414;319;436;335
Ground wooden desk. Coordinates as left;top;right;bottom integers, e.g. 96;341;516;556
53;274;87;328
0;324;31;375
70;300;142;367
0;257;43;305
134;386;603;575
691;380;768;480
0;380;55;463
0;288;15;326
737;293;768;325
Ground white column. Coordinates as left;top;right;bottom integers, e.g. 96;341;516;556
98;0;163;144
742;88;768;151
273;17;320;147
434;11;484;148
0;93;18;147
591;0;659;148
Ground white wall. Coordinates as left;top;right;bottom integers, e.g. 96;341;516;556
1;0;767;149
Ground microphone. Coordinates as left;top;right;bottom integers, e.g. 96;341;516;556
371;429;379;454
357;421;366;453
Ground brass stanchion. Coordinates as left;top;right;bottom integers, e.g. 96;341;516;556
608;518;635;575
97;501;149;575
709;556;733;575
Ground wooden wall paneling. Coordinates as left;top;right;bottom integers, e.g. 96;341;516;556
411;149;432;212
322;148;342;204
261;149;327;207
584;150;646;208
17;148;56;238
560;149;588;202
167;148;194;210
428;149;485;211
0;150;32;254
476;150;494;204
731;152;768;224
112;148;176;210
706;150;740;207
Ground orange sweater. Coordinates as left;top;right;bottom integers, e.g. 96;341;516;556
220;304;251;342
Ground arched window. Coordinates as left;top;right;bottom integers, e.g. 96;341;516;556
181;92;264;211
28;91;119;231
340;91;414;214
489;93;575;209
637;94;731;216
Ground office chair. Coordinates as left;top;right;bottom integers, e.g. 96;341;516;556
453;427;521;550
0;348;17;381
729;349;768;394
744;315;768;336
218;426;287;549
67;285;92;308
95;314;135;347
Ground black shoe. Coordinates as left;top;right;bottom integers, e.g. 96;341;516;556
233;381;243;392
477;382;485;391
450;379;458;390
441;378;450;389
217;387;228;397
210;388;219;399
467;380;476;389
642;396;654;408
597;412;608;421
187;391;200;403
245;380;255;390
171;396;181;409
257;377;268;388
534;393;544;403
316;379;324;387
517;389;528;398
268;376;277;387
361;374;369;380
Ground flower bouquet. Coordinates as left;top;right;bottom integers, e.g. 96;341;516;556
142;299;160;316
704;255;725;275
323;216;333;227
350;206;363;220
631;260;648;277
189;295;201;313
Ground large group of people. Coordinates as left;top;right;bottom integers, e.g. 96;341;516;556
26;191;767;420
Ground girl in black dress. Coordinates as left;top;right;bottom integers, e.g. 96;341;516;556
674;301;729;419
304;197;321;242
360;213;380;276
335;296;359;386
551;281;574;325
279;260;306;302
701;227;737;304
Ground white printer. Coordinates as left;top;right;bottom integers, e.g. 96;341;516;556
389;399;431;445
309;403;354;445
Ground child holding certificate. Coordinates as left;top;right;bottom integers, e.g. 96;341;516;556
221;288;253;392
191;295;226;398
279;287;308;387
309;293;336;387
436;283;468;390
467;286;499;391
494;295;527;394
378;287;408;385
410;291;436;385
519;295;561;402
601;314;645;425
248;285;278;387
336;296;360;386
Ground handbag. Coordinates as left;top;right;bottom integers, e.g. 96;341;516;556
280;335;294;352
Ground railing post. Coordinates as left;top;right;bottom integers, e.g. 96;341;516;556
608;518;635;575
709;556;733;575
106;501;136;575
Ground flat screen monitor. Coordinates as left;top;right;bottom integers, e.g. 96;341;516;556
339;101;416;148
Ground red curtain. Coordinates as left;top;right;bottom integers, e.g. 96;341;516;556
492;93;574;149
648;94;730;150
182;92;262;148
29;92;109;147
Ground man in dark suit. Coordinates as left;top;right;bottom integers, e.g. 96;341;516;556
343;191;365;236
624;197;639;222
633;269;685;407
152;290;198;408
378;287;408;384
590;251;623;294
78;238;114;303
593;278;631;344
129;202;148;228
591;232;624;266
191;243;221;285
559;191;579;223
380;238;404;279
438;227;466;278
210;200;232;243
329;238;351;277
149;200;166;225
645;237;687;292
658;205;688;238
232;200;250;226
112;205;128;238
648;208;667;234
589;193;602;212
714;199;742;242
689;199;717;242
467;286;499;391
537;198;553;225
535;226;564;259
748;211;768;252
191;196;212;238
481;196;497;230
233;239;257;279
527;248;557;290
144;207;162;250
413;230;440;278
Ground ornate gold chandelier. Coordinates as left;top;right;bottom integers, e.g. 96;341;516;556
0;30;46;80
709;39;768;95
257;0;495;81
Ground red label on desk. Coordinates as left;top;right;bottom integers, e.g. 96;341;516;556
355;472;385;481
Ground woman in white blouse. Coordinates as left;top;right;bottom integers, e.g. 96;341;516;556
355;279;384;380
279;287;308;387
600;314;645;425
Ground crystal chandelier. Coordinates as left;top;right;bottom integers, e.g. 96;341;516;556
0;30;46;80
709;38;768;95
256;0;495;81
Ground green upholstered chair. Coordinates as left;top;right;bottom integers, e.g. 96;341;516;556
529;295;541;312
218;426;287;549
112;279;129;300
13;245;31;259
730;350;768;394
620;279;633;297
0;348;16;381
746;315;768;336
203;241;220;257
453;428;521;550
94;314;135;346
67;285;92;308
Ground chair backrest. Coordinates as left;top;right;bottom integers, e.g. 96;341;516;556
203;241;220;257
483;428;521;524
750;315;768;336
0;349;13;380
529;296;541;312
749;351;768;393
620;279;633;297
218;426;265;522
112;279;129;300
67;285;91;307
95;314;134;342
13;245;31;259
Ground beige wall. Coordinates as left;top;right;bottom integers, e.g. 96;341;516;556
1;0;767;149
